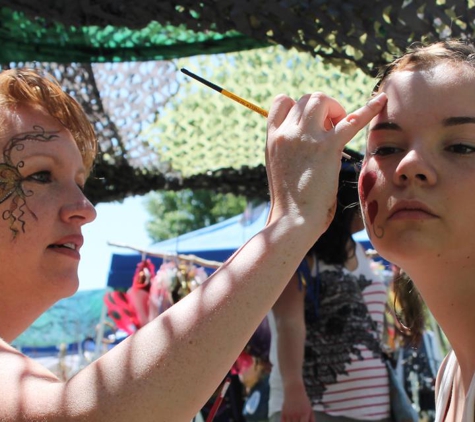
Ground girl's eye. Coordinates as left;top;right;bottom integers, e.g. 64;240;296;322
369;146;402;157
26;171;52;184
446;143;475;155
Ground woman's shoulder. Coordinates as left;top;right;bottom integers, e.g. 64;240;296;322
0;337;59;382
1;337;24;356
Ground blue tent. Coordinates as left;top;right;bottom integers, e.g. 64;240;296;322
107;203;270;289
107;203;375;290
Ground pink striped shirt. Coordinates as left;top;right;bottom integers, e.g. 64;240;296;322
269;243;390;420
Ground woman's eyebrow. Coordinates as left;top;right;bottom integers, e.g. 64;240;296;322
11;129;60;141
369;121;401;131
442;116;475;126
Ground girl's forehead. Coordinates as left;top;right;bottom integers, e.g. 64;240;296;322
382;62;475;91
375;65;475;119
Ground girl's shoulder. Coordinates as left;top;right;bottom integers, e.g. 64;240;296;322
435;351;455;397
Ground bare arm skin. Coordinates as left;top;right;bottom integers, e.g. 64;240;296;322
273;271;315;422
0;92;387;421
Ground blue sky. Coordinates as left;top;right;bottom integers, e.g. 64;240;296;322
78;195;152;291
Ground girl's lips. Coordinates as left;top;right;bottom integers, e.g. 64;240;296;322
389;209;438;221
388;201;438;221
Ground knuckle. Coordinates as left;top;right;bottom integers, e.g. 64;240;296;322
274;93;288;101
309;91;329;102
345;113;360;127
273;93;293;106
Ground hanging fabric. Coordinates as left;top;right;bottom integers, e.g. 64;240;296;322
127;258;156;328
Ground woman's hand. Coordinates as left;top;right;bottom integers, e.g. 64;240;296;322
281;383;315;422
265;92;387;243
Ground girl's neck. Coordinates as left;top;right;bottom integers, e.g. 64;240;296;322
406;261;475;391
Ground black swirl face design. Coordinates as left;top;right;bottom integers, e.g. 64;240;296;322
0;126;59;237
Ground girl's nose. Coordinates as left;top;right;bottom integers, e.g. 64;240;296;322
393;149;437;186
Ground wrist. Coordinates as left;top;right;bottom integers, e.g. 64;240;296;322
283;379;307;397
265;210;326;252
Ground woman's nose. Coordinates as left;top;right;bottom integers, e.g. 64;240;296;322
393;149;437;186
60;188;97;225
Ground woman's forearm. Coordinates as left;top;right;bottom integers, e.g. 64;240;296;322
62;216;319;421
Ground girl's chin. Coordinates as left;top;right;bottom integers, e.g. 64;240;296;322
370;231;438;264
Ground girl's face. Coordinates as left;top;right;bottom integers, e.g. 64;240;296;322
359;63;475;268
0;106;96;306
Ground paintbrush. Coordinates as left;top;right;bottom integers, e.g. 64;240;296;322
180;68;356;163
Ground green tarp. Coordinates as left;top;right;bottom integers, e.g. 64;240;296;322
0;7;269;63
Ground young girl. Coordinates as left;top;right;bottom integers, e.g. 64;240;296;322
359;40;475;421
269;168;391;422
0;69;385;420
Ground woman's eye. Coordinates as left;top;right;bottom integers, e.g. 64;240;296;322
369;146;402;157
446;143;475;155
26;171;52;183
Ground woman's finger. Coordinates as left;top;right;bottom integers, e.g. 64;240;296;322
267;94;296;133
284;93;312;126
300;92;347;130
334;92;387;145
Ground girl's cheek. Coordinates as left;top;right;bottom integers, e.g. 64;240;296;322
358;170;379;224
358;170;377;203
367;200;379;224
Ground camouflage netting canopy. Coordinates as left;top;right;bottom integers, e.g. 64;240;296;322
1;0;475;203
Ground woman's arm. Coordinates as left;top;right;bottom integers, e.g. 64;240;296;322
0;92;387;421
273;271;315;422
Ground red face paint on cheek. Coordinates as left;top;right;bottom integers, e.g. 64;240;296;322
359;171;377;202
368;200;379;224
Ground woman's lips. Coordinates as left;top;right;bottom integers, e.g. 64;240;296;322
47;245;81;260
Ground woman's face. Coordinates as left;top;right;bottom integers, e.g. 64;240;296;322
359;63;475;268
0;106;96;304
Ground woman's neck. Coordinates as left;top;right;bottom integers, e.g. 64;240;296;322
0;295;48;343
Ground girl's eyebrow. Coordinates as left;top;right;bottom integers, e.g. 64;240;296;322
369;122;401;131
370;117;475;132
442;116;475;126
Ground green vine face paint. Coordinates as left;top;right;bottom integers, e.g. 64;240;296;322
0;127;59;237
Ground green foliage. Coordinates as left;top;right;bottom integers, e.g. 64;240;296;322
143;47;375;240
148;45;375;176
144;189;247;241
